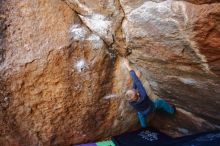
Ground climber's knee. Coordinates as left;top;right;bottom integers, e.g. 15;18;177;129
154;98;175;114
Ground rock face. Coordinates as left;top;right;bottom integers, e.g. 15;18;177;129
0;0;220;145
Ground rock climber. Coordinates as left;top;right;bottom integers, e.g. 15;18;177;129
124;58;176;128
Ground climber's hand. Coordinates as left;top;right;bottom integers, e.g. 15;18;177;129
124;58;129;66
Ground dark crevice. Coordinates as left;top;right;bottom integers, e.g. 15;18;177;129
112;0;130;57
0;0;7;64
107;0;132;57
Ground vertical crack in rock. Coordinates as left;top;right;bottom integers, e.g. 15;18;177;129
63;0;131;57
0;0;6;64
62;0;123;143
111;0;129;56
63;0;117;57
0;1;15;145
0;0;9;141
64;0;112;46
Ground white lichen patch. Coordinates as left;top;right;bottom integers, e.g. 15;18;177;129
75;58;87;72
86;34;104;49
103;94;118;99
70;24;88;41
179;77;197;85
165;76;200;86
177;127;189;135
79;14;112;38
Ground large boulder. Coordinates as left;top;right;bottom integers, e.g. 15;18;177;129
0;0;220;145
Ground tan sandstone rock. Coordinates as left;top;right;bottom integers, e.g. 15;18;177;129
0;0;220;145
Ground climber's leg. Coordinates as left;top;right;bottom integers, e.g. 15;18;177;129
154;98;175;114
137;112;147;128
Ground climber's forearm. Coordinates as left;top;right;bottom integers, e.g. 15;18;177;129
130;70;148;100
124;58;132;71
125;64;132;71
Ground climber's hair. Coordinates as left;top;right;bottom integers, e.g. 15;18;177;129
125;89;138;101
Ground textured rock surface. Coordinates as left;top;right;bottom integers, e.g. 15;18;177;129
122;0;220;124
0;0;220;145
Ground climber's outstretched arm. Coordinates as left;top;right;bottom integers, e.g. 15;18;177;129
124;59;147;100
124;58;136;89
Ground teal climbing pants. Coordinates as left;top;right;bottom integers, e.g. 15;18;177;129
154;98;175;114
137;98;175;128
137;112;147;128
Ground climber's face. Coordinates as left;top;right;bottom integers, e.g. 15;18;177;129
125;89;138;101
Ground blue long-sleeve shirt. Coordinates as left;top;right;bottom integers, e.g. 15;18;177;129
129;70;153;115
